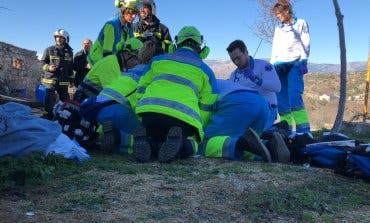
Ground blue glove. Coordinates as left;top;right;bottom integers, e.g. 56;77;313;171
242;68;262;85
296;59;308;75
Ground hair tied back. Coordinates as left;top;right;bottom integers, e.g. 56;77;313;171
278;0;290;6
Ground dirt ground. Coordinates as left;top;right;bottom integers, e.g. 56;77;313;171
1;157;369;222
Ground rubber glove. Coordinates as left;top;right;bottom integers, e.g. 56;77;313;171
296;59;308;75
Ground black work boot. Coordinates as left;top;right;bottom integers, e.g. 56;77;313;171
237;128;272;163
158;126;183;163
101;121;120;153
268;132;291;163
133;126;152;162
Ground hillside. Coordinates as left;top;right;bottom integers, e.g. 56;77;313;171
304;71;368;130
205;60;367;77
205;58;368;130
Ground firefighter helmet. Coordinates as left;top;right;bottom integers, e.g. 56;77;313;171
141;0;156;15
54;29;70;43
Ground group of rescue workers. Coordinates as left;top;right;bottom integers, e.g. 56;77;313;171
40;0;312;164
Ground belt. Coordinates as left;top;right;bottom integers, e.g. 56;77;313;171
270;104;277;108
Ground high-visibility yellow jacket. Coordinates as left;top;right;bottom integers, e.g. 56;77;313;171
135;47;218;141
78;52;127;98
88;15;133;65
100;64;149;109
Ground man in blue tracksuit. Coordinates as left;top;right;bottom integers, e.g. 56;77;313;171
199;79;272;162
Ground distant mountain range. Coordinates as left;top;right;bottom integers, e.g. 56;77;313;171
204;59;367;78
306;61;367;73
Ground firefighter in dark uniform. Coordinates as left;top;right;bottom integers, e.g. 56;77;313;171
73;38;92;87
133;0;174;53
41;29;74;120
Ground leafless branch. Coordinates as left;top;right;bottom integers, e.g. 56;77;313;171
0;6;11;11
250;0;298;43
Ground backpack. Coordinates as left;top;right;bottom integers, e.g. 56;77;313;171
54;100;98;148
303;140;370;181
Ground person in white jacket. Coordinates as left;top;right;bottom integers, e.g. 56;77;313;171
227;39;281;131
270;0;311;134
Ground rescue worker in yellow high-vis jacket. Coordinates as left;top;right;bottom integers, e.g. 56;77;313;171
74;38;143;103
88;0;142;65
79;40;164;155
80;65;146;154
133;26;218;163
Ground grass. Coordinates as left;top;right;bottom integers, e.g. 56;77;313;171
313;128;370;143
0;129;369;222
244;178;370;222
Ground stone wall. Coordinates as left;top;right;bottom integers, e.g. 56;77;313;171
0;41;41;99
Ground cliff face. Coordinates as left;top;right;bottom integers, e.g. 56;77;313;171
0;41;41;99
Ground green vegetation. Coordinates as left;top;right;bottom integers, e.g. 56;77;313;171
244;179;370;222
0;152;64;189
0;129;369;222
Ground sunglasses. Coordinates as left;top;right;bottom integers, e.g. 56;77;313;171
123;8;139;15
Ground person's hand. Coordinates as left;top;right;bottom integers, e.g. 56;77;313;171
296;60;308;75
242;68;256;81
48;64;57;72
243;68;262;85
86;63;91;69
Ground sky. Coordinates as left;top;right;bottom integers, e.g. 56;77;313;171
0;0;369;64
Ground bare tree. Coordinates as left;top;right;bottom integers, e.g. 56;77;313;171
251;0;277;43
251;0;298;43
0;6;11;13
331;0;347;132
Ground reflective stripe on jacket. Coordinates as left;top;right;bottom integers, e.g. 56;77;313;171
41;44;74;83
135;48;218;141
100;64;149;109
133;15;173;53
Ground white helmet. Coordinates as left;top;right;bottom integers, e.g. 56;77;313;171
141;0;156;15
115;0;142;11
54;29;70;43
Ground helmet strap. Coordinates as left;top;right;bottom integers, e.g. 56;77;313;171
199;46;210;59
